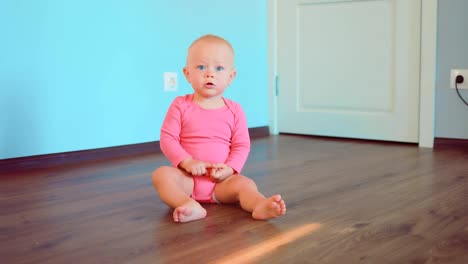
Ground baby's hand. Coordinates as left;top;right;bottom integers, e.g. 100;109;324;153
179;158;212;176
210;163;234;182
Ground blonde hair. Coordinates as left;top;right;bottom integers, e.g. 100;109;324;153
188;34;234;55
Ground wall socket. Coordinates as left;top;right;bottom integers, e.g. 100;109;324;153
164;72;178;92
450;69;468;89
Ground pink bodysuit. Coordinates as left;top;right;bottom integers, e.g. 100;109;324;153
160;94;250;203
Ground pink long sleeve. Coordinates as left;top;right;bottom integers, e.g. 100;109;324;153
224;102;250;173
159;94;250;173
159;97;192;168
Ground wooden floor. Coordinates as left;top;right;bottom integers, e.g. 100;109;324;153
1;135;468;264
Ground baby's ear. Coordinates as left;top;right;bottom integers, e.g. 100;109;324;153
230;69;237;80
183;67;190;81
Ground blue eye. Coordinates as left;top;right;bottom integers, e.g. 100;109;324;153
216;66;224;71
197;65;205;70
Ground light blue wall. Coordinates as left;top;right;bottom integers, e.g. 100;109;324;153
0;1;268;159
436;0;468;139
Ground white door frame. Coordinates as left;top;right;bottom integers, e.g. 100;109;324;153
268;0;437;148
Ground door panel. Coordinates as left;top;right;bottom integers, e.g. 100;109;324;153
277;0;421;142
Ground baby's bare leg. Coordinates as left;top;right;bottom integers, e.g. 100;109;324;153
152;166;206;222
214;175;286;220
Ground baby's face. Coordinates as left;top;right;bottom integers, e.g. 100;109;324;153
183;40;236;100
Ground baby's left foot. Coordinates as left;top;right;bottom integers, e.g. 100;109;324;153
252;195;286;220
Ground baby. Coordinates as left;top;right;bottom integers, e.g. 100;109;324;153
152;34;286;223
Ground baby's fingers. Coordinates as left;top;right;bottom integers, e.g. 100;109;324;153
191;166;206;176
211;163;223;169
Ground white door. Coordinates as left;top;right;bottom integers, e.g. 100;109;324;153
276;0;421;143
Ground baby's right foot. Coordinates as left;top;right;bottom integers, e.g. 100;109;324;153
252;195;287;220
173;200;207;223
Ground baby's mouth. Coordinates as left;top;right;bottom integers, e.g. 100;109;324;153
205;82;215;87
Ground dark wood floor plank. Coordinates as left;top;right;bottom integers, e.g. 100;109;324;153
1;135;468;264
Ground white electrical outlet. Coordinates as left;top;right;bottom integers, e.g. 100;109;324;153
450;69;468;89
164;72;178;92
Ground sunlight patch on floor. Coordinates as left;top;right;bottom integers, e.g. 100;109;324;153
210;223;322;264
